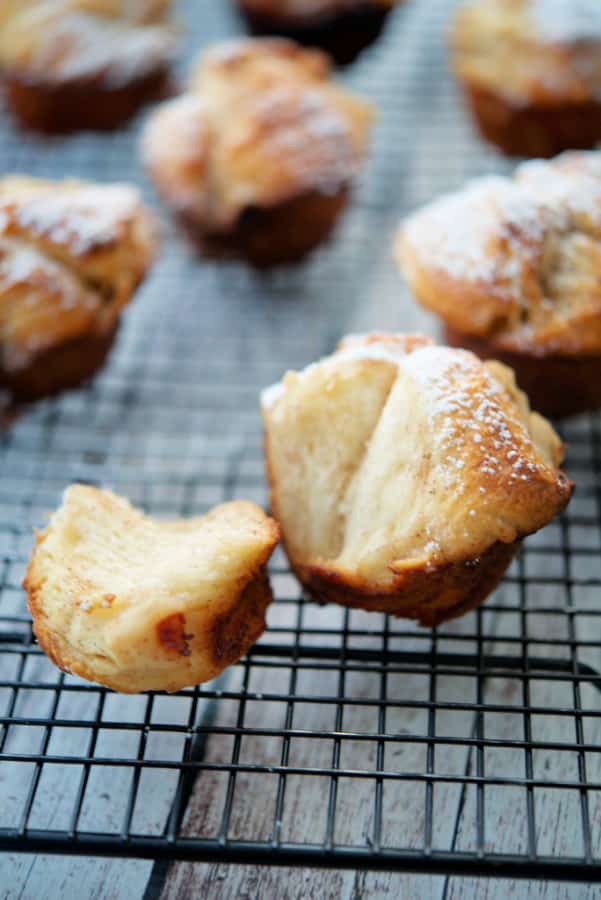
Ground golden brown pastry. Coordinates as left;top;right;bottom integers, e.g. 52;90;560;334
0;0;177;133
451;0;601;157
396;151;601;418
142;38;373;266
24;485;280;693
0;175;157;400
234;0;401;65
262;333;572;626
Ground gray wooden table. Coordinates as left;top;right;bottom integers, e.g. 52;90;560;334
1;1;600;897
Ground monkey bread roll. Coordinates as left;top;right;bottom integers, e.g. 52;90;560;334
24;486;280;693
0;175;158;401
0;0;177;133
142;38;373;267
451;0;601;158
262;333;572;627
396;151;601;419
234;0;402;66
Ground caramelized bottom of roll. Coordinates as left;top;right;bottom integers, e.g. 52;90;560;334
238;4;392;66
462;82;601;158
4;68;170;134
179;187;349;267
2;324;118;401
293;539;519;627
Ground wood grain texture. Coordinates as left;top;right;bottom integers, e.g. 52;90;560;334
2;0;599;897
157;3;599;897
157;596;505;899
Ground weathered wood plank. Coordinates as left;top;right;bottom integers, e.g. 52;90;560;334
158;594;492;900
2;0;599;897
446;466;601;897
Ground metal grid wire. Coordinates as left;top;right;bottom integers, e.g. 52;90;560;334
1;0;601;884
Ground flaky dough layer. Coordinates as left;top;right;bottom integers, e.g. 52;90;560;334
0;175;158;399
25;486;280;692
397;152;601;358
0;0;177;132
142;38;372;264
262;333;572;625
451;0;601;156
452;0;601;108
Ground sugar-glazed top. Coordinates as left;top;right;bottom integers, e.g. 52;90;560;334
452;0;601;104
0;175;157;372
397;152;601;355
0;0;176;85
142;38;373;230
262;332;572;584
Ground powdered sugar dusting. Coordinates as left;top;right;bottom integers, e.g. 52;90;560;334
243;85;362;194
400;152;601;345
261;334;432;410
517;153;601;224
402;176;547;292
0;237;85;311
263;334;569;569
404;345;543;498
190;37;370;224
18;11;176;87
11;184;141;256
263;338;548;507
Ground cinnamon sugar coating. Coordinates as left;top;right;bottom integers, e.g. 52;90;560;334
397;152;601;415
0;176;158;400
398;152;601;357
262;333;572;625
142;38;372;266
25;486;279;693
452;0;601;156
0;0;177;133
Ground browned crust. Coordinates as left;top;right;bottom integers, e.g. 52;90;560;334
156;612;193;657
210;567;273;668
0;325;118;401
25;557;74;681
3;66;171;134
1;322;118;402
235;3;393;65
263;431;518;628
263;365;571;626
292;540;519;627
461;81;601;158
25;563;274;694
445;325;601;419
177;187;349;267
26;581;62;676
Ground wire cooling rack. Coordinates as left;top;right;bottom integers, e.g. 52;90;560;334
1;0;601;886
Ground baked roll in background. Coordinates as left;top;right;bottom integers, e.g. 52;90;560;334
397;151;601;419
262;333;572;626
0;175;158;400
451;0;601;158
25;485;280;693
142;38;373;266
0;0;177;133
234;0;401;65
